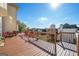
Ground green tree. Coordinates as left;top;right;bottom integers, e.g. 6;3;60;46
18;21;27;33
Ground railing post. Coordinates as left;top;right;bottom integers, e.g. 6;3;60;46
76;31;79;56
50;34;57;56
60;31;62;43
51;30;57;56
55;32;57;56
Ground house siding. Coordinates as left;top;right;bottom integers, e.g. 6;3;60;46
2;4;17;32
0;3;7;16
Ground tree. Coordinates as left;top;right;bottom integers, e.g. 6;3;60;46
63;23;78;28
42;29;47;32
17;21;27;33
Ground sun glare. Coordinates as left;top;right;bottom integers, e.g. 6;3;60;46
50;3;61;10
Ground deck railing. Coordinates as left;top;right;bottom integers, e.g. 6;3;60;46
19;31;78;56
57;32;76;44
76;31;79;56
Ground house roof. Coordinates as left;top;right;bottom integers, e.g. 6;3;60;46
58;28;77;33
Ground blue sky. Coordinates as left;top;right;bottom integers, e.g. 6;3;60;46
16;3;79;28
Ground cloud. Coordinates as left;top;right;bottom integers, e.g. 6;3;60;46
37;17;56;28
64;17;71;20
38;17;48;24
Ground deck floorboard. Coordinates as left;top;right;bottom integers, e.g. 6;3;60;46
0;35;77;56
29;38;77;56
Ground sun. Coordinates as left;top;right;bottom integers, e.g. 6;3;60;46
50;3;61;10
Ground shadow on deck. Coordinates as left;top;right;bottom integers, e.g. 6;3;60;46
0;35;77;56
19;35;77;56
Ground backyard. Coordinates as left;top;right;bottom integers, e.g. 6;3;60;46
38;34;55;43
0;3;79;56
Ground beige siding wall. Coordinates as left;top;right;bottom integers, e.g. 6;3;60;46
2;4;17;32
0;3;7;16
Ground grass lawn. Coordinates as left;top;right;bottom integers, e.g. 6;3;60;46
38;35;49;41
38;34;55;43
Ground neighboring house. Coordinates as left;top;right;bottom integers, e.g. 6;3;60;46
0;3;18;36
58;24;77;43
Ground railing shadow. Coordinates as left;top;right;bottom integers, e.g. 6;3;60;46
19;34;56;56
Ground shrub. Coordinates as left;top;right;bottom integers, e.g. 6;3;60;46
2;32;8;38
12;31;17;36
2;31;18;38
0;36;4;41
24;31;28;36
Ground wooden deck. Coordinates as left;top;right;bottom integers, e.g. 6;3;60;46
57;42;77;56
28;38;77;56
0;36;50;56
0;35;78;56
